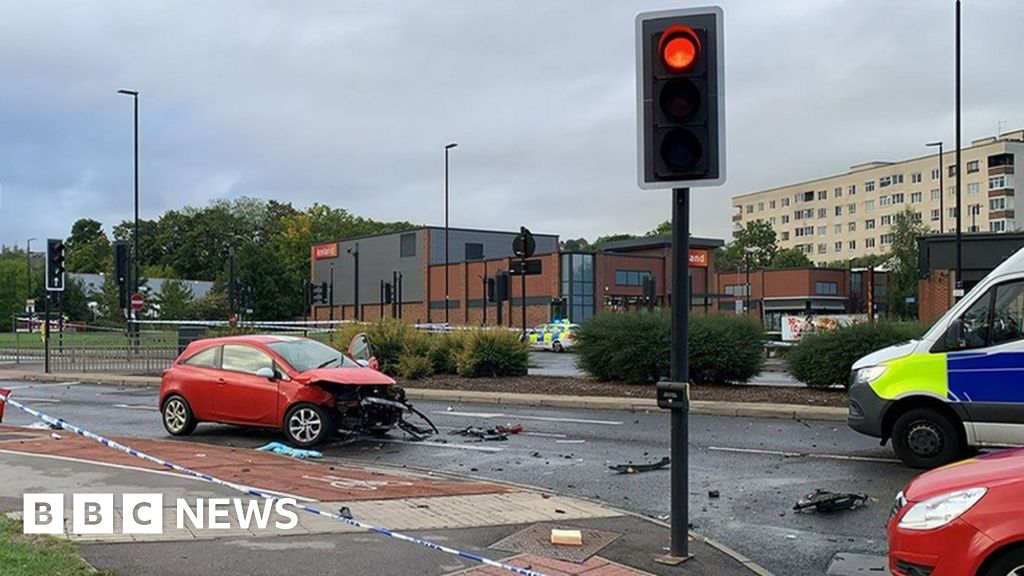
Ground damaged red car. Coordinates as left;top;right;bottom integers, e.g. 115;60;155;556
159;334;436;447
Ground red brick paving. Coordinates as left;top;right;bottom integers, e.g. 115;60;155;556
457;555;652;576
0;426;510;501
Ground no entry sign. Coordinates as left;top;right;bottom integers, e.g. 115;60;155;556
130;293;145;312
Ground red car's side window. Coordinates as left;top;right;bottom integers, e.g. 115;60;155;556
182;346;221;369
222;345;275;376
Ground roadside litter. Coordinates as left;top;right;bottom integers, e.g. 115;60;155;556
551;529;583;546
449;426;509;442
257;441;324;459
608;456;670;474
496;424;523;435
793;489;869;513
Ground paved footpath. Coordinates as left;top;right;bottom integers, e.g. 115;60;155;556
0;424;767;576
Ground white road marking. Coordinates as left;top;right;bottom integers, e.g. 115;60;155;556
113;404;159;411
521;431;568;439
433;411;622;426
555;440;586;444
374;439;504;453
707;446;901;464
10;397;60;404
6;381;81;390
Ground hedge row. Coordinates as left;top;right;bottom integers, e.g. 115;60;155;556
574;312;765;385
786;321;928;388
332;320;528;379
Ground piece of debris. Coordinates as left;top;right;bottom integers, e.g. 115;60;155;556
495;424;523;435
256;442;323;460
608;456;670;474
550;529;583;546
793;489;869;514
449;426;508;442
708;490;720;499
554;509;566;514
50;432;62;440
339;507;353;519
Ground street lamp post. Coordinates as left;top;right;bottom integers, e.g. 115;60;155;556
954;0;963;296
743;246;761;317
444;143;458;325
926;141;944;233
26;238;35;333
117;89;140;332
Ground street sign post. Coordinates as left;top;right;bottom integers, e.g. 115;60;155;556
130;293;145;312
512;227;536;338
637;6;724;565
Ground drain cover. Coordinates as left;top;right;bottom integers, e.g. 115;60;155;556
490;523;620;564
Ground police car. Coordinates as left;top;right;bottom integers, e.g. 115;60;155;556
526;321;579;352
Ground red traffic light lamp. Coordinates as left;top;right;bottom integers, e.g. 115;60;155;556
660;26;700;71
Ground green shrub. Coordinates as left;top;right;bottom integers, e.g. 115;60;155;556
575;312;764;385
689;314;765;385
455;329;529;378
787;321;928;388
396;354;434;380
331;319;430;376
429;331;469;375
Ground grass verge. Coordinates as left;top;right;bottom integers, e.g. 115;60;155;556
0;513;115;576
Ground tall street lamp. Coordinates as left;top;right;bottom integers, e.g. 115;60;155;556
26;238;36;332
954;0;963;297
926;141;944;233
117;89;140;316
444;142;458;325
743;246;761;317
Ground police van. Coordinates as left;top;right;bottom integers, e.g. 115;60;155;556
526;321;579;352
849;247;1024;468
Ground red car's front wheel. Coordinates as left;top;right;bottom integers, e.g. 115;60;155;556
283;403;333;448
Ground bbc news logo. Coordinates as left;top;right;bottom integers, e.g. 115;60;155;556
23;494;300;535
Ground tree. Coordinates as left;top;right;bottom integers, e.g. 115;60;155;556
591;233;637;251
715;220;778;271
156;279;194;320
187;291;229;321
66;218;112;273
645;221;673;237
770;248;812;269
888;208;928;319
561;238;592;252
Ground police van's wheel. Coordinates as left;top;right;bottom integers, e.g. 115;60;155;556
162;395;197;437
552;341;563;353
892;408;963;469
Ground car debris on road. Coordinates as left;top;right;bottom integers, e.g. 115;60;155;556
608;456;670;474
793;489;868;513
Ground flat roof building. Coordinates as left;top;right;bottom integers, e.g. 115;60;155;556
731;130;1024;266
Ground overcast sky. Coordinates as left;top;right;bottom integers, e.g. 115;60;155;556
1;0;1022;248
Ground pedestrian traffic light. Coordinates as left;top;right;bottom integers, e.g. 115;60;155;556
46;239;66;292
637;7;724;188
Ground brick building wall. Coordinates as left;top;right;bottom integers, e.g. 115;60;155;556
919;270;954;325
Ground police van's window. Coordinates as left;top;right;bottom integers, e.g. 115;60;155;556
991;281;1024;345
958;293;993;350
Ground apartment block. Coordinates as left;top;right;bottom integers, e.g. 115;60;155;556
732;130;1024;266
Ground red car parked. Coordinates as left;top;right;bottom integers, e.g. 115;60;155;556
159;334;436;447
888;448;1024;576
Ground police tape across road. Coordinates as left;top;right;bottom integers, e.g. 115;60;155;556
0;389;547;576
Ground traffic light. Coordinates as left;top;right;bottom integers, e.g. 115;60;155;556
637;7;724;188
384;282;394;305
486;278;496;303
114;241;130;308
496;273;510;302
46;239;66;292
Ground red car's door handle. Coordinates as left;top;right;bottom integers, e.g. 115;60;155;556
216;378;226;385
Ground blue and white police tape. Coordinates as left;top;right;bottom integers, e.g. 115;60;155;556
0;390;547;576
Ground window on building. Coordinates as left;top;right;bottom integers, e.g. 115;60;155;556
967;160;979;173
849;240;856;250
931;188;940;201
848;203;857;214
865;181;876;192
834;224;842;234
879;175;892;188
990;175;1014;190
834;187;843;198
864;199;875;211
881;214;893;226
848;184;857;195
781;231;790;241
746;204;754;213
795;226;814;237
948;165;958;177
865;219;876;229
758;202;764;211
782;197;791;207
465;242;484;261
615;270;652;287
989;153;1014;168
782;214;790;224
770;200;777;209
848;222;856;232
931;168;940;180
931;208;941;221
912;211;922;222
817;208;827;218
866;237;876;248
911;192;922;203
400;233;417;257
770;216;777;225
891;193;905;203
970;204;982;216
911;172;922;183
968;182;980;195
834;241;842;252
880;195;891;206
894;173;904;184
817;244;827;254
815;190;825;200
816;281;838;295
800;191;814;202
990;197;1013;211
991;220;1008;233
833;205;842;216
880;233;894;245
818;226;828;236
948;207;959;218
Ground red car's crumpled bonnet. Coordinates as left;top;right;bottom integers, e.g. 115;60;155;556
300;367;396;386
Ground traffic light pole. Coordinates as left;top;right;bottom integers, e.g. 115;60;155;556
43;293;51;374
521;264;527;339
667;187;691;562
